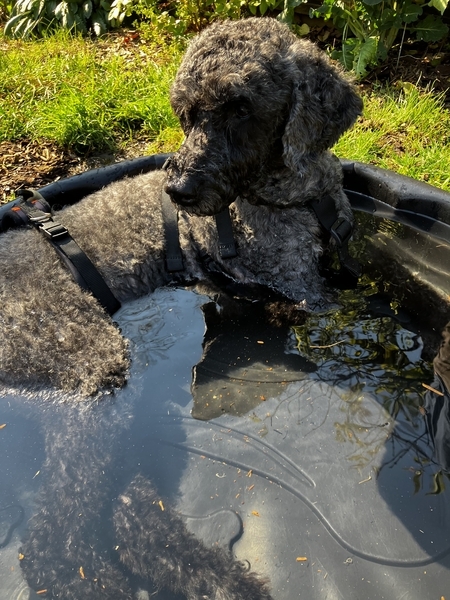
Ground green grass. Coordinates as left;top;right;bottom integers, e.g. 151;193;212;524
334;85;450;191
0;30;183;153
1;31;450;191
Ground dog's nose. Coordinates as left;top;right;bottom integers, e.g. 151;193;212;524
165;181;197;206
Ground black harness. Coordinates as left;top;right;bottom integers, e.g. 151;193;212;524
161;189;361;278
310;196;361;278
5;190;121;316
3;186;360;316
160;189;238;273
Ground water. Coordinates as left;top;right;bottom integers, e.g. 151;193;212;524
1;209;450;599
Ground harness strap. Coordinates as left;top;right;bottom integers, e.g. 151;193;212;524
1;196;48;230
160;189;360;277
14;190;121;316
214;209;237;258
160;190;237;272
310;195;361;278
161;189;184;272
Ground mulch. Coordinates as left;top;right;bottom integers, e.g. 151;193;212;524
372;50;450;100
0;137;150;204
0;139;81;203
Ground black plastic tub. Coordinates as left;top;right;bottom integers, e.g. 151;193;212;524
1;158;450;600
2;154;449;334
0;153;170;219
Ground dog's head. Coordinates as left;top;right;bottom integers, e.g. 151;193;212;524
165;18;362;216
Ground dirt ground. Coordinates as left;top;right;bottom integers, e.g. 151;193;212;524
0;137;151;203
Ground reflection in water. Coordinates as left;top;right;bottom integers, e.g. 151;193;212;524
0;291;274;600
352;210;450;339
424;322;450;476
347;208;450;493
293;285;435;483
192;300;315;420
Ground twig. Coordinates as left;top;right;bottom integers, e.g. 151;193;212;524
309;340;347;349
421;383;444;397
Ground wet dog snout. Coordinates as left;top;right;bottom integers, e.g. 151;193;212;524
165;180;197;206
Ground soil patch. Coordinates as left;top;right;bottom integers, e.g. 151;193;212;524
372;49;450;101
0;137;151;204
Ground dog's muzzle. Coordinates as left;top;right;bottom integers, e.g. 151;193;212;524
164;180;197;207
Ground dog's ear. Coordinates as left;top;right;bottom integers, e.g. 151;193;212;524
282;47;363;172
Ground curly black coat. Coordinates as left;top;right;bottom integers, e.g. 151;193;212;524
0;17;362;599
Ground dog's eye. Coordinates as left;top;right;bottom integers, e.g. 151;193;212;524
188;108;198;125
234;104;250;119
222;99;250;122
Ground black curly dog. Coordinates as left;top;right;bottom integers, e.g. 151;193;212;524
0;17;362;599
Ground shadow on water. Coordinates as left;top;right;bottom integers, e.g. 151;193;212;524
191;300;317;421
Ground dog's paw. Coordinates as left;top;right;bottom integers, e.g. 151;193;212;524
20;551;133;599
114;476;273;600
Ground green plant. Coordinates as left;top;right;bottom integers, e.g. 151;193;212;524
247;0;307;22
311;0;450;77
135;0;308;40
4;0;136;37
5;0;313;39
135;0;247;38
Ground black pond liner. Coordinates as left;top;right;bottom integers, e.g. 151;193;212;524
2;158;450;599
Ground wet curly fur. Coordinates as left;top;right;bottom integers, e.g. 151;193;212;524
19;403;273;599
0;17;362;600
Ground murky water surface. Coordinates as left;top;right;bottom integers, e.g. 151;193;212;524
1;209;450;599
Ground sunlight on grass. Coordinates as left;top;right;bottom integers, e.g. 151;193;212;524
1;31;449;191
146;126;185;154
334;86;450;191
0;30;181;152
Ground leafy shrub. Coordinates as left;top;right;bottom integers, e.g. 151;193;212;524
135;0;308;38
4;0;135;37
5;0;449;82
311;0;450;78
4;0;307;39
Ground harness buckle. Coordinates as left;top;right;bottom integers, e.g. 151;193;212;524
38;219;69;240
330;217;362;278
29;212;52;224
330;217;352;247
